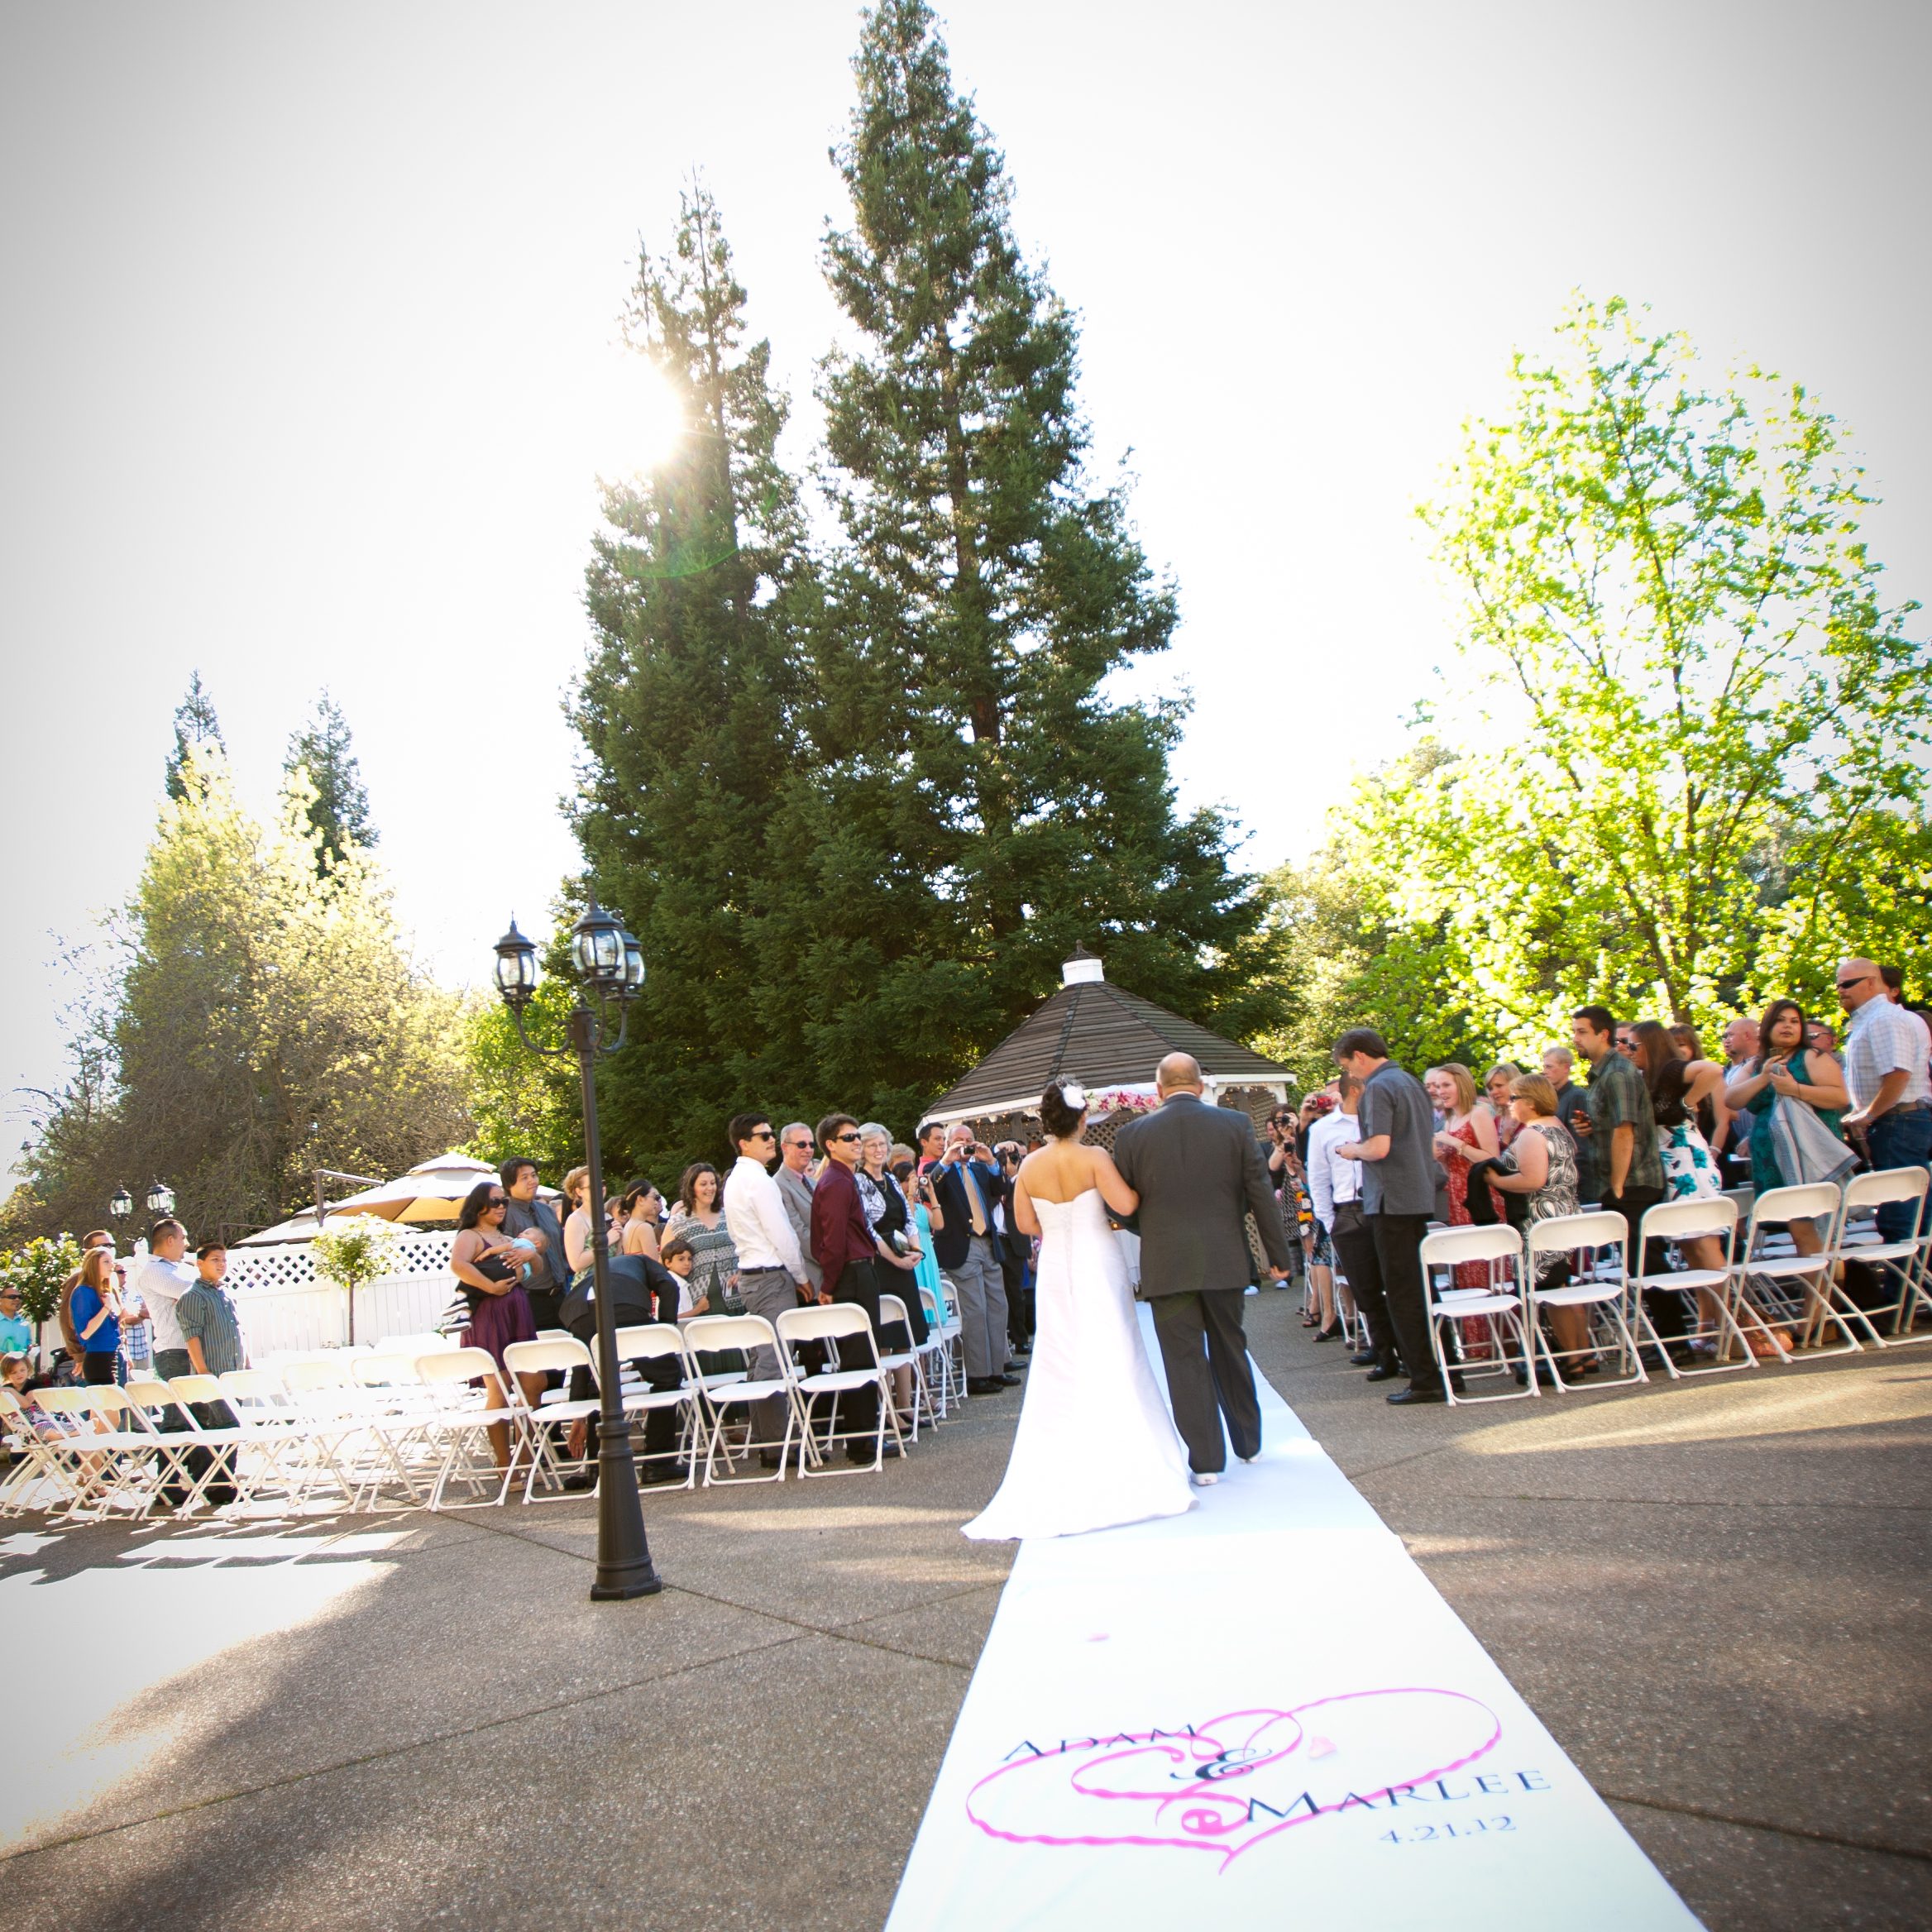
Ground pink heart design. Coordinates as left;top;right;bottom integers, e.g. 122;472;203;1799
967;1689;1502;1871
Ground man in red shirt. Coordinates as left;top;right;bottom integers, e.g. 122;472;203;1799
809;1112;886;1462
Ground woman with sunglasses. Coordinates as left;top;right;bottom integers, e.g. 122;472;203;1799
451;1181;544;1467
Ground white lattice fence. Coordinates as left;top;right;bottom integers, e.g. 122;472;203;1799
227;1231;459;1352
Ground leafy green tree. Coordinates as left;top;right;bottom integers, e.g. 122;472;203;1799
808;0;1264;1074
462;978;581;1177
570;180;811;1179
1348;294;1930;1053
285;690;377;871
15;756;472;1240
164;671;225;801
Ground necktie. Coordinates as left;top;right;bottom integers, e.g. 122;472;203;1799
964;1165;988;1236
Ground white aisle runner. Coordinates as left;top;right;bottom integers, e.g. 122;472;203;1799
885;1308;1699;1931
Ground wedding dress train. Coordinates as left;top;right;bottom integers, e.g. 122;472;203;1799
962;1187;1195;1541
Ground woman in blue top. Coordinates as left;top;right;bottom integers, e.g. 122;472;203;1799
69;1248;122;1384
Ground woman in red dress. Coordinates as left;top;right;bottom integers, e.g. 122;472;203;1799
1427;1064;1499;1291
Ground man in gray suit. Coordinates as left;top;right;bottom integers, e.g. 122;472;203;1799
772;1123;824;1298
1112;1054;1295;1481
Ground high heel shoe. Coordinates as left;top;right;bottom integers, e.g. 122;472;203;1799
1300;1311;1320;1327
1312;1322;1343;1342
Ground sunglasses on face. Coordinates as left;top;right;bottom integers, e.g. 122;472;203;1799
749;1128;776;1141
1835;975;1869;991
829;1131;861;1144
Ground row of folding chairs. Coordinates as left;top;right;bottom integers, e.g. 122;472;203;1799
1413;1166;1931;1405
0;1282;971;1521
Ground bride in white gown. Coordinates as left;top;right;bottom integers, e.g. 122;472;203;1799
963;1080;1196;1541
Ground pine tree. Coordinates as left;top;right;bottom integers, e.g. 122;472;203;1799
814;0;1264;1055
285;689;377;872
571;181;811;1179
164;671;225;800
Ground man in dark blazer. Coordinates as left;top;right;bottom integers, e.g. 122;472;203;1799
925;1126;1016;1394
1112;1054;1294;1480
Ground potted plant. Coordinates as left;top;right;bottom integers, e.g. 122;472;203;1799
310;1220;399;1346
0;1234;83;1364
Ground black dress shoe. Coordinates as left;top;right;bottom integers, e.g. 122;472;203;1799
639;1461;690;1486
1364;1363;1402;1382
997;1372;1022;1386
1387;1384;1447;1406
1312;1322;1343;1342
758;1450;784;1470
1349;1349;1379;1367
562;1471;597;1492
967;1376;1005;1395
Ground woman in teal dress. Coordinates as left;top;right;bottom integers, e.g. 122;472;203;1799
1725;999;1849;1258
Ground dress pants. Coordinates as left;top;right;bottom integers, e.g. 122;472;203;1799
1365;1211;1438;1392
1603;1184;1681;1340
1865;1106;1932;1241
831;1260;885;1440
1001;1241;1033;1349
738;1266;803;1446
1329;1202;1399;1367
1149;1288;1260;1474
563;1284;685;1471
949;1235;1010;1380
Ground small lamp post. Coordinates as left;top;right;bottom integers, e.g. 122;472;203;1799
145;1180;176;1219
108;1185;134;1224
492;902;659;1601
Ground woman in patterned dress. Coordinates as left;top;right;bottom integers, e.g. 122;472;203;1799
1631;1022;1736;1352
663;1164;740;1317
1486;1074;1590;1370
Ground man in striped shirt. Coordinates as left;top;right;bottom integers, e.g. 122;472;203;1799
1839;957;1932;1241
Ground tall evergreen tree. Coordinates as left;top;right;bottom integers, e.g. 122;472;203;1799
285;689;377;872
164;671;225;800
813;0;1263;1054
571;181;811;1176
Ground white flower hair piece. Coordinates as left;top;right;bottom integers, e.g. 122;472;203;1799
1056;1080;1088;1111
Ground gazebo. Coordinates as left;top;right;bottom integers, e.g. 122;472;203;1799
924;947;1296;1147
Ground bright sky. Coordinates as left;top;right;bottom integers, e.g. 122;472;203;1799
3;1;1926;1181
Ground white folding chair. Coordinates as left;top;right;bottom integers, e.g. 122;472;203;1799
1630;1196;1748;1375
1417;1225;1533;1404
775;1303;903;1473
1522;1212;1645;1391
603;1324;697;1487
1737;1183;1859;1361
1832;1167;1932;1347
503;1337;602;1503
935;1274;968;1400
681;1315;800;1485
914;1285;957;1423
877;1293;934;1442
0;1388;81;1516
414;1348;519;1509
281;1357;423;1509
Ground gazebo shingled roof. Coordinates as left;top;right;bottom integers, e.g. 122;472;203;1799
925;946;1294;1123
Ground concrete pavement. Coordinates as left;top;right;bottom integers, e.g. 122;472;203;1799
2;1290;1927;1930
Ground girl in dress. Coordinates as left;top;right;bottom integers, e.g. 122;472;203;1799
1486;1074;1590;1371
1724;1001;1848;1260
663;1166;738;1317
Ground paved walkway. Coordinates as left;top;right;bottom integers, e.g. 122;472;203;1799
2;1293;1927;1930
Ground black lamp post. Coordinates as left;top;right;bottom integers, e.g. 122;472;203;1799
492;901;660;1601
108;1185;134;1224
145;1180;176;1219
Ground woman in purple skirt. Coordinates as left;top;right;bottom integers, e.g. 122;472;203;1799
451;1180;542;1468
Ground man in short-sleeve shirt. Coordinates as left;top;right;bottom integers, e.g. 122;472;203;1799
1840;958;1932;1241
1333;1028;1445;1402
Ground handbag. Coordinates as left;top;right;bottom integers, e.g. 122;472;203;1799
1769;1096;1857;1188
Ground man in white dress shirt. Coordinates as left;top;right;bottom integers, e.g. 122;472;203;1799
136;1217;206;1503
723;1111;815;1468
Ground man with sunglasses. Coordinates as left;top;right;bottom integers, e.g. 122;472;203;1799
809;1114;889;1461
1839;957;1932;1241
772;1124;824;1298
724;1112;815;1467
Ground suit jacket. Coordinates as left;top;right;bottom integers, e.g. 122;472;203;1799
773;1164;824;1292
926;1155;1003;1270
1112;1093;1294;1297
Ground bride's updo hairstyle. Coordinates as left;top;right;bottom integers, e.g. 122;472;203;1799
1039;1079;1088;1140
